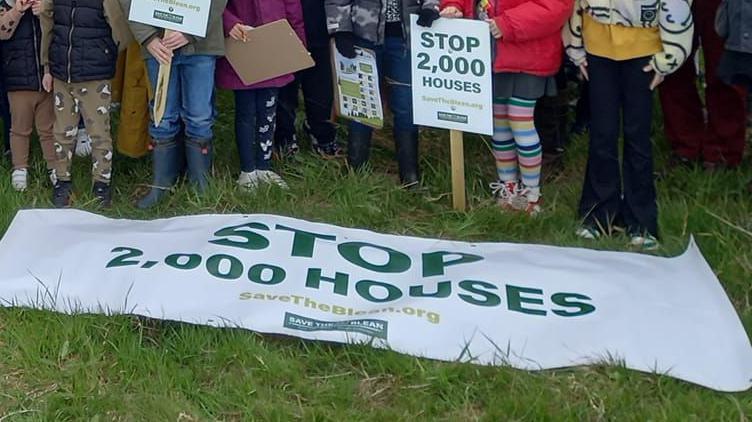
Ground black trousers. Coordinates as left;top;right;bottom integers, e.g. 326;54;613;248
276;45;336;147
535;65;569;154
579;54;658;237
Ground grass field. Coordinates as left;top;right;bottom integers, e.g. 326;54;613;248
0;91;751;420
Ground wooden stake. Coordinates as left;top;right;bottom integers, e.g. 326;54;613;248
153;30;173;127
449;130;466;211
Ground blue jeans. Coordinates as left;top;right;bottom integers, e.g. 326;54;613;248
146;54;216;141
350;36;416;137
234;88;279;172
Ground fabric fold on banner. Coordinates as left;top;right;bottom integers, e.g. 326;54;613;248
0;209;749;392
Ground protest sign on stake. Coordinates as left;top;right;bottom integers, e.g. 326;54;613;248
411;16;493;210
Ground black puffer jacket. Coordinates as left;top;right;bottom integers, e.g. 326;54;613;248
48;0;117;83
1;10;44;91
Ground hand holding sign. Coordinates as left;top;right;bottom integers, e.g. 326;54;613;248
13;0;31;13
416;8;440;27
162;31;191;50
42;73;52;93
439;6;462;18
229;23;253;42
30;0;42;15
334;32;357;59
147;37;172;65
486;19;502;39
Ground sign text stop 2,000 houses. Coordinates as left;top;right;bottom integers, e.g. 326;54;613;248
411;16;493;135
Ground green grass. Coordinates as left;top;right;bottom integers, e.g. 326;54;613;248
0;91;751;420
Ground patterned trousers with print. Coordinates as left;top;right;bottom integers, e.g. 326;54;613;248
51;79;113;184
234;87;279;172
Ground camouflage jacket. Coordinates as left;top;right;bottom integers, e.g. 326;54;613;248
326;0;440;44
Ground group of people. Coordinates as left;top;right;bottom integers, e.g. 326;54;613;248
0;0;748;251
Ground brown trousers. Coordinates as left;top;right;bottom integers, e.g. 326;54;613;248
52;79;113;184
9;90;56;170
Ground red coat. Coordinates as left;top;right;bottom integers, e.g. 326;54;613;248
441;0;573;76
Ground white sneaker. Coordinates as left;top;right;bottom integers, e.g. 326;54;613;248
75;127;92;157
11;168;27;191
629;234;660;251
237;170;263;190
575;226;600;240
489;180;524;211
519;186;542;216
258;170;288;189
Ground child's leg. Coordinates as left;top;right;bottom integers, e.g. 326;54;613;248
578;55;622;231
51;79;82;183
0;75;11;155
144;57;183;141
621;57;658;237
33;92;57;173
492;97;518;182
8;91;36;170
507;97;542;200
178;55;216;190
254;88;279;171
77;80;114;184
179;55;216;141
301;46;336;146
274;79;299;151
234;89;259;172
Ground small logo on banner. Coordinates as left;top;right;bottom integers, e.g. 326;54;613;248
283;312;388;339
437;111;468;124
153;10;184;24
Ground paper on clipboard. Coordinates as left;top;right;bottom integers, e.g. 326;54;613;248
331;42;384;129
225;19;314;86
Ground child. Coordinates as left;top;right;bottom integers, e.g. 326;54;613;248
275;0;343;159
216;0;306;190
441;0;573;215
716;0;752;192
716;0;752;91
326;0;440;189
119;0;227;209
0;0;55;191
564;0;693;249
659;0;746;171
40;0;132;207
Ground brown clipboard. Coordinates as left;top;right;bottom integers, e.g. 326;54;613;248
225;19;314;86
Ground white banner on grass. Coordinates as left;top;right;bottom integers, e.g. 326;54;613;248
0;209;749;392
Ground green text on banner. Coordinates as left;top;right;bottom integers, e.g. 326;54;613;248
0;210;750;392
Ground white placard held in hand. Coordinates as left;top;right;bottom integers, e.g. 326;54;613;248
129;0;212;37
410;15;493;135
